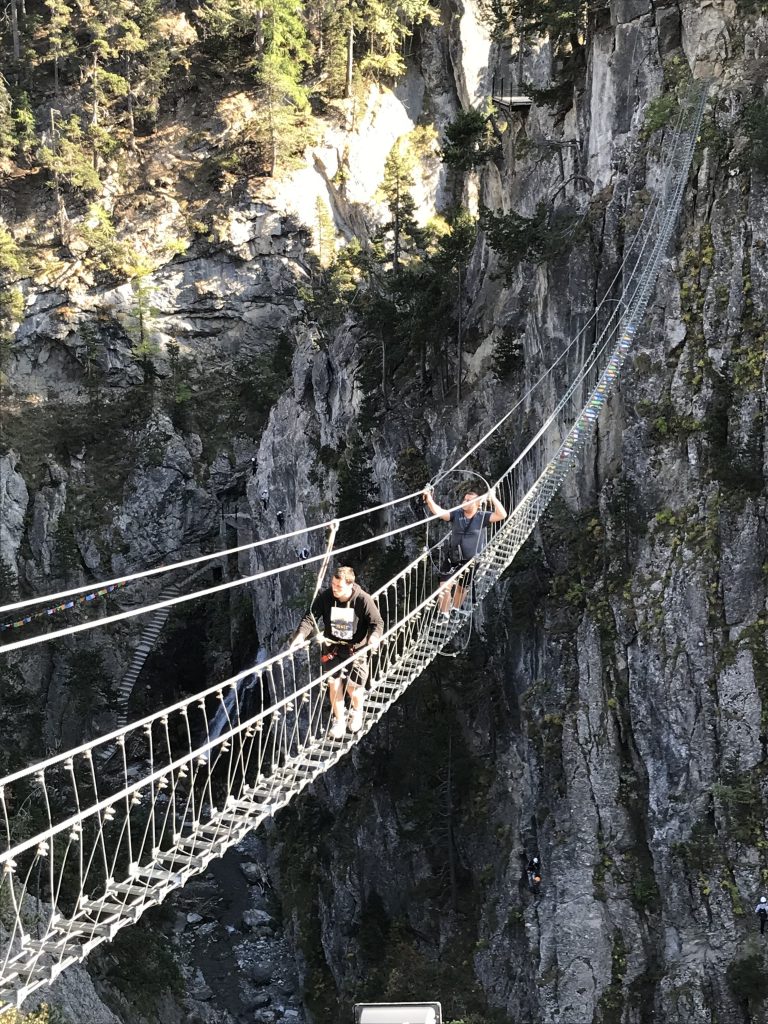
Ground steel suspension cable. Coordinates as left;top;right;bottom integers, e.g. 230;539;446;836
0;107;690;626
437;90;698;483
0;116;688;657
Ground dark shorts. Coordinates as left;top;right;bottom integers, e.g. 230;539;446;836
324;648;369;688
438;558;473;585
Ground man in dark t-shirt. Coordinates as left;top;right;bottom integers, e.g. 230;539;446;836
423;488;507;617
449;503;494;560
290;566;384;739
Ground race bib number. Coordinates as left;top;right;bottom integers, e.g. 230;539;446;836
330;605;355;642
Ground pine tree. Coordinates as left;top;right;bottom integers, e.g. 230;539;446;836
127;0;171;135
356;0;437;80
76;201;135;275
0;227;24;451
80;319;104;412
357;0;405;79
124;266;160;384
0;557;19;603
199;0;312;175
0;79;16;169
314;195;336;267
165;338;192;410
478;0;591;62
0;286;23;342
12;92;36;161
335;433;376;546
479;200;574;278
378;139;421;275
262;0;313;174
358;210;478;398
40;111;101;191
198;0;309;70
442;107;500;170
432;209;477;401
308;0;349;98
197;0;260;59
39;111;100;240
73;0;142;168
335;138;426;404
44;0;76;95
9;0;21;66
308;238;363;329
253;48;311;177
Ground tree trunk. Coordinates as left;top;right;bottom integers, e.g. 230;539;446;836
255;8;265;54
56;189;68;246
345;21;354;98
380;334;388;408
50;110;68;245
267;87;277;176
126;55;136;151
392;177;400;275
91;52;100;171
456;265;463;404
10;0;20;65
127;89;136;150
515;6;524;92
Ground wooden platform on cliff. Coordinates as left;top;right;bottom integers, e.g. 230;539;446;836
492;93;532;113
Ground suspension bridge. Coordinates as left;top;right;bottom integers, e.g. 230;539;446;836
0;83;708;1013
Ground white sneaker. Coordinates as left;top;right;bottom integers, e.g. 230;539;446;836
348;708;364;734
330;716;346;739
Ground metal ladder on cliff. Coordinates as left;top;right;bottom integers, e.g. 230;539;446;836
113;581;183;729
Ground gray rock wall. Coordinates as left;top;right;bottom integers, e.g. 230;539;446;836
2;0;768;1022
261;4;768;1024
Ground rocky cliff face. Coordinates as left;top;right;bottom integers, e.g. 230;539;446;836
257;4;768;1024
2;0;768;1022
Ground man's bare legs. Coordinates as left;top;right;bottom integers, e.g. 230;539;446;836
329;676;366;736
328;676;346;738
436;578;468;620
347;681;365;733
437;581;453;615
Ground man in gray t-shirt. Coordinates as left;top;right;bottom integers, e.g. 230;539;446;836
449;505;493;561
423;488;507;616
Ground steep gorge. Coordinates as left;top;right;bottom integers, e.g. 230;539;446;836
2;0;768;1022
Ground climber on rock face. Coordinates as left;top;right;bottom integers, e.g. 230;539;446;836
526;856;542;894
756;896;768;934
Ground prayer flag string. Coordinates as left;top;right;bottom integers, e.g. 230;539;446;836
1;582;127;632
